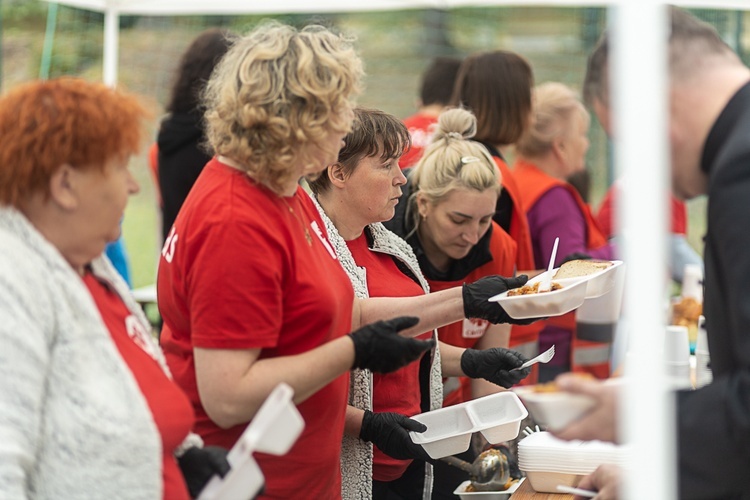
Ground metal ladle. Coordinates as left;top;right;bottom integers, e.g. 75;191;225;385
440;448;510;491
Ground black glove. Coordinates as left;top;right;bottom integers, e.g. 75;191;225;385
349;316;434;373
177;445;231;499
561;252;592;264
359;410;433;462
460;347;531;388
463;275;537;325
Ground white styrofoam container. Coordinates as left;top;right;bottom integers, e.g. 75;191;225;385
512;386;597;432
409;392;527;459
556;260;624;299
468;391;528;443
409;404;474;459
198;383;304;500
453;478;526;499
489;272;588;320
524;471;584;493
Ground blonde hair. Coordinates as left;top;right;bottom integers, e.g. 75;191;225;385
203;21;363;194
407;107;501;234
516;82;590;158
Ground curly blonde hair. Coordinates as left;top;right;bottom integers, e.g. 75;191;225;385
407;107;501;235
203;21;363;194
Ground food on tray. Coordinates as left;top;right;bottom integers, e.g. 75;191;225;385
672;296;702;326
464;478;518;493
672;296;702;346
531;373;595;393
507;281;563;297
553;259;613;279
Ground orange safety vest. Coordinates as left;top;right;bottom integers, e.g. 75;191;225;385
493;157;535;272
427;222;519;406
493;157;543;383
513;159;611;379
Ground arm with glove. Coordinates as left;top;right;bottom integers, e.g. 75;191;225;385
440;338;532;390
194;316;433;429
354;274;538;340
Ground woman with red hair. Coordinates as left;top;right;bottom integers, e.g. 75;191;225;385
0;77;228;499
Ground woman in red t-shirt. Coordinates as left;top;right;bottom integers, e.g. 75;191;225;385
157;23;534;500
383;107;540;498
0;78;227;499
311;107;534;500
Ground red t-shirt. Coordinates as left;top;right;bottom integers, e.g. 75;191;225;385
400;113;438;169
347;233;431;482
596;182;687;237
83;272;193;500
158;158;355;499
426;223;516;407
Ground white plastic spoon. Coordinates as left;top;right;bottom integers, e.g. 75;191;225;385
537;237;560;293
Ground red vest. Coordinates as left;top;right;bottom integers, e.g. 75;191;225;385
428;222;517;405
513;160;611;379
513;159;607;250
493;157;536;272
493;157;544;384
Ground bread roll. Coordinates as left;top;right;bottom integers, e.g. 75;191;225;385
553;259;613;279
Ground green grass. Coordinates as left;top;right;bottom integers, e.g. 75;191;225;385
122;152;161;289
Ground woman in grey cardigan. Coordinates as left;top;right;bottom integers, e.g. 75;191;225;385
310;107;533;500
0;78;227;499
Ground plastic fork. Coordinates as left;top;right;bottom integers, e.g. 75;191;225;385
511;345;555;371
537;237;560;293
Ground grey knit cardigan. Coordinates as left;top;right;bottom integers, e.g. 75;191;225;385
0;207;200;499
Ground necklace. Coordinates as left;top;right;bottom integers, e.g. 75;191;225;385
281;196;313;246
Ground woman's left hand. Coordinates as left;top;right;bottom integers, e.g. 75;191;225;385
177;445;231;498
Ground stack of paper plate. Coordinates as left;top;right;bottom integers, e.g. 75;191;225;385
518;431;627;493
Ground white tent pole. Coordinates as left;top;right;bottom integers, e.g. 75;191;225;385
613;2;674;500
103;5;119;86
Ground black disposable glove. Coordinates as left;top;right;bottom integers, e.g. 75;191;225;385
460;347;531;388
359;410;433;462
561;252;592;264
463;275;537;325
177;445;231;499
349;316;434;373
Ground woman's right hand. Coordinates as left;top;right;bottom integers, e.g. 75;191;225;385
576;464;621;499
348;316;434;373
463;275;539;325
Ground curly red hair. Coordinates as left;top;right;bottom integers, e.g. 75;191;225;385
0;77;151;207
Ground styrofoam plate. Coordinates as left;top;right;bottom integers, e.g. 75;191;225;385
488;272;588;320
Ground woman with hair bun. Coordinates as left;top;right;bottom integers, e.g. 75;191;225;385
385;107;531;498
452;50;544;387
